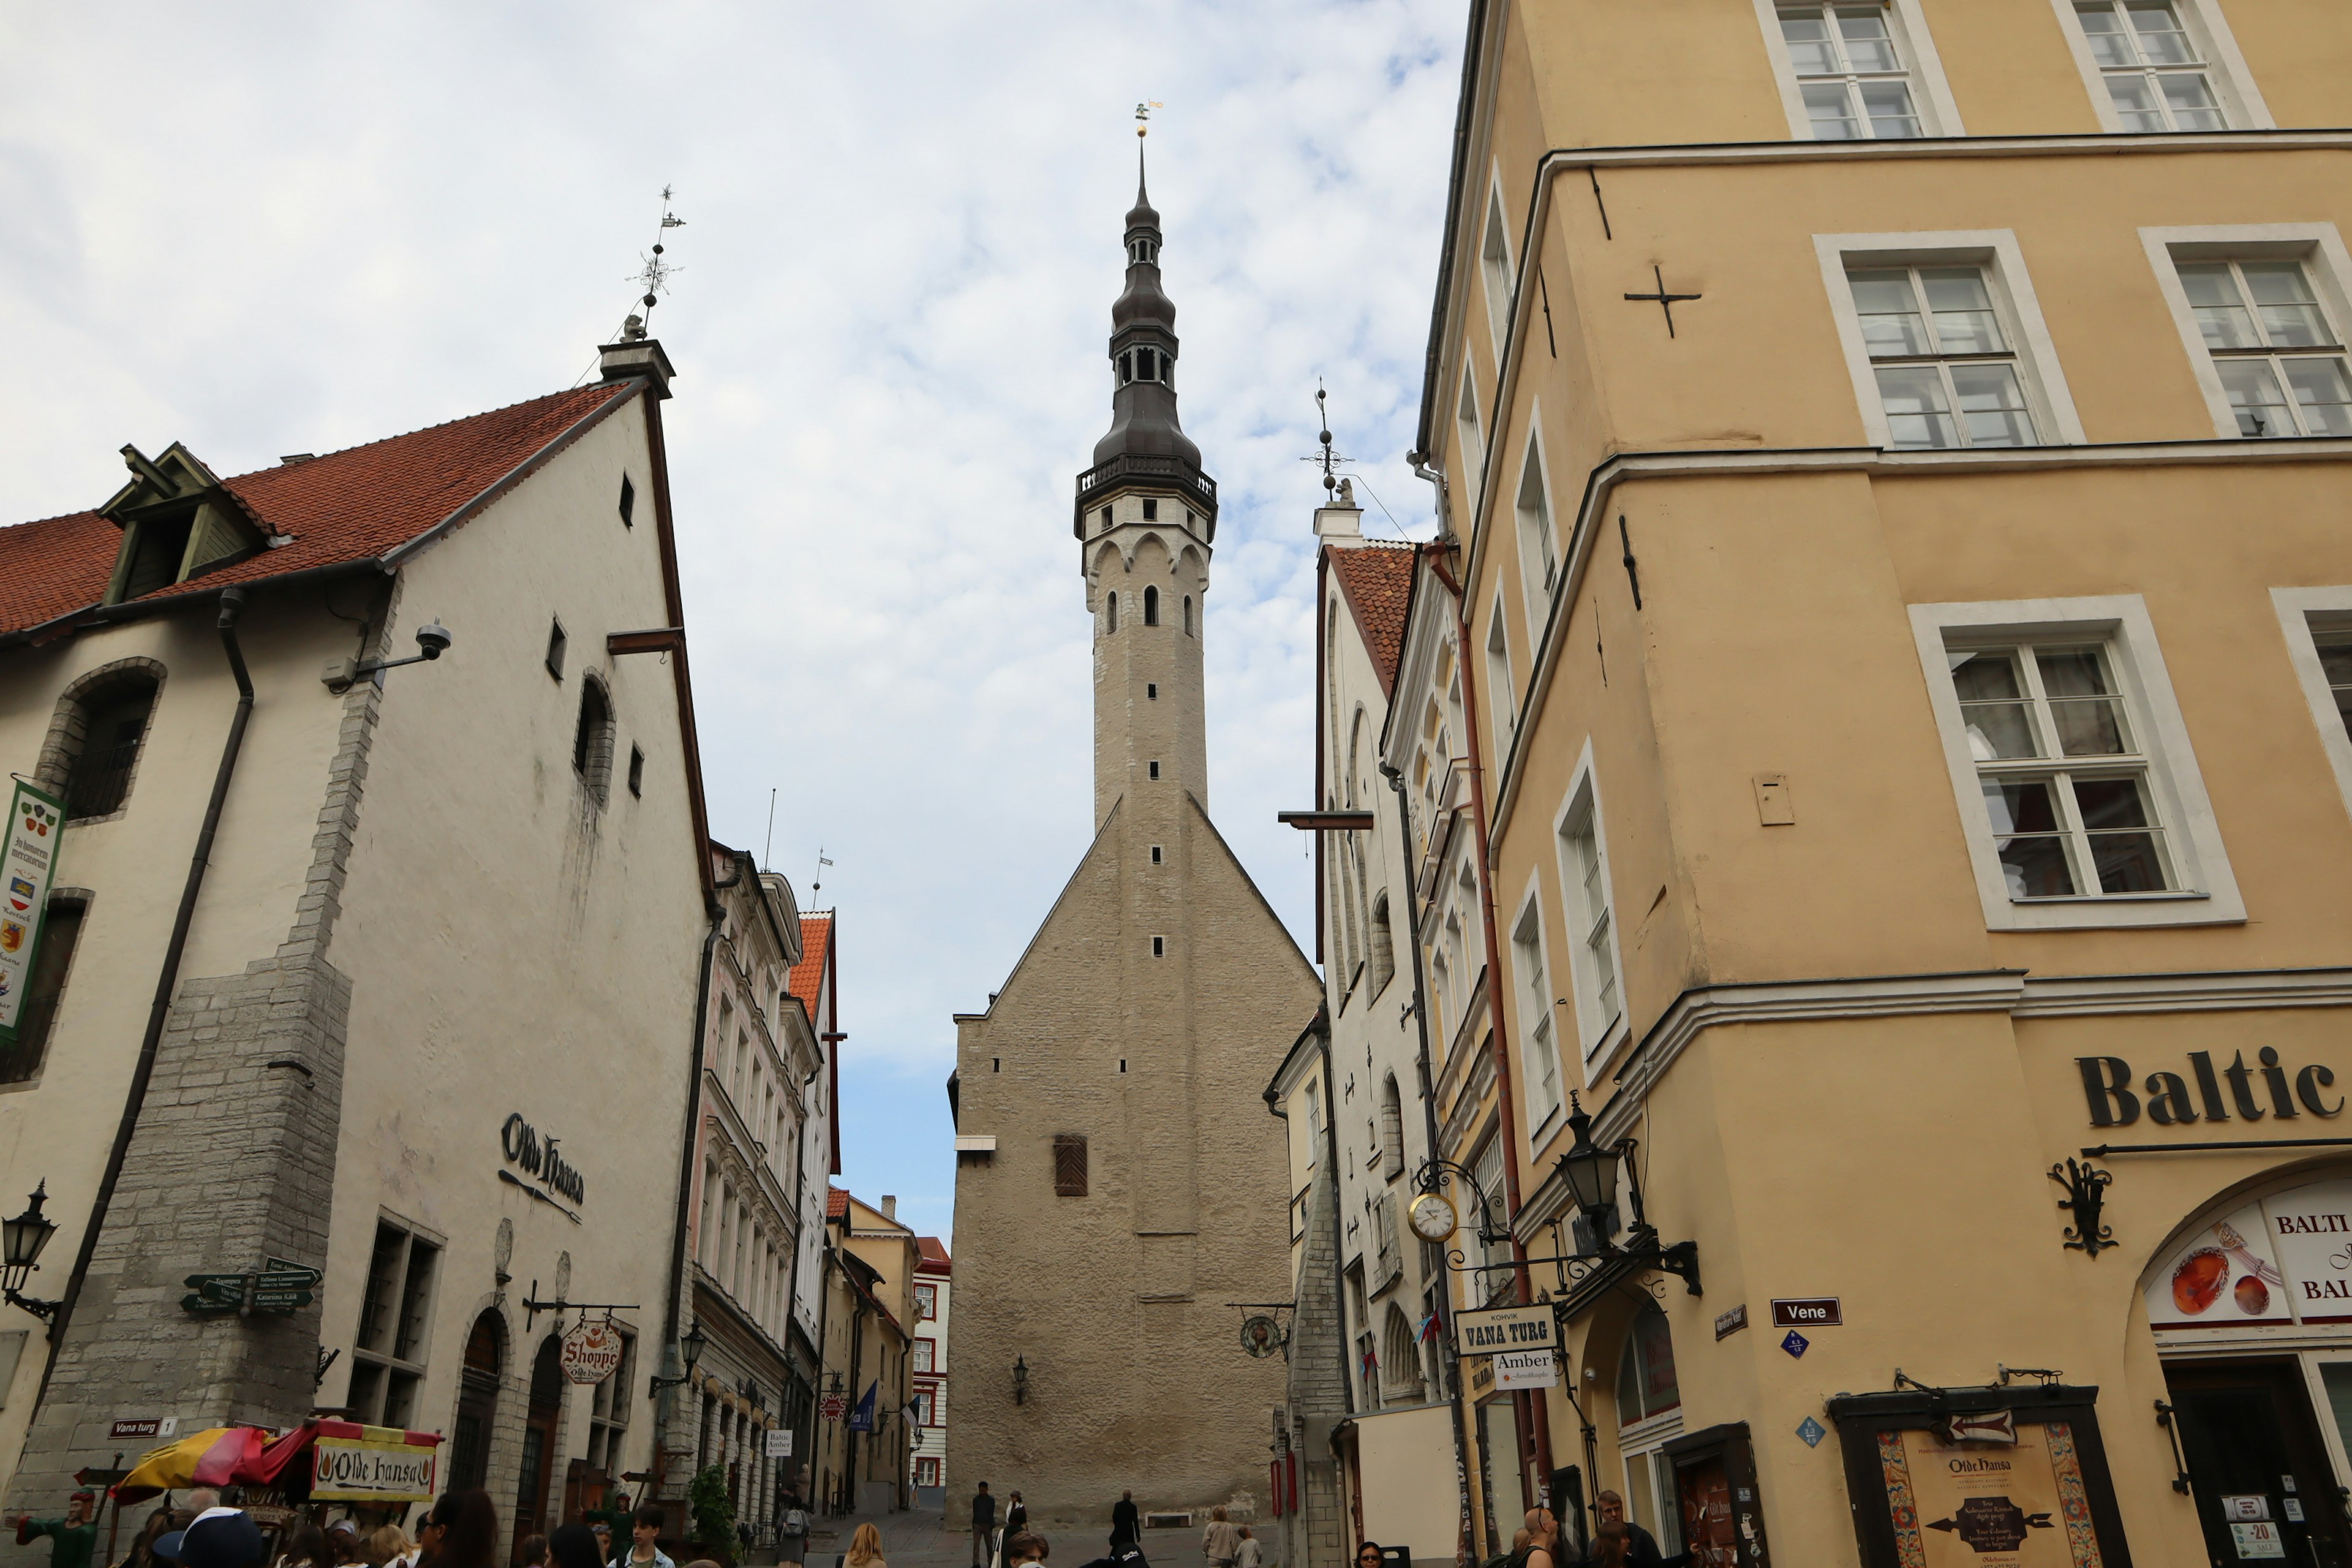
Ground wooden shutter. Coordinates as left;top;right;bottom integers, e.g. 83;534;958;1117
1052;1134;1088;1196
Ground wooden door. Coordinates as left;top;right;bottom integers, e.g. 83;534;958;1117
451;1310;504;1493
513;1337;564;1562
2168;1359;2352;1567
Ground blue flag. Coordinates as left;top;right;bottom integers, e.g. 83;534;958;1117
847;1381;877;1432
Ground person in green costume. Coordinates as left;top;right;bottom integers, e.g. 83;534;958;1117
16;1489;99;1568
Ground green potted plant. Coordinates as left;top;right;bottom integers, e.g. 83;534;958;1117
687;1466;737;1568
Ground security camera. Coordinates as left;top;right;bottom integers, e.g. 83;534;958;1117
414;622;453;659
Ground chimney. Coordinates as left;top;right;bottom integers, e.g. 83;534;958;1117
599;325;676;401
881;1196;897;1221
1315;478;1364;549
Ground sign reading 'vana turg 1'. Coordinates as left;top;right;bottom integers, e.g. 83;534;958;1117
2077;1051;2345;1128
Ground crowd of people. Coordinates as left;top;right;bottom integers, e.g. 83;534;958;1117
10;1488;756;1568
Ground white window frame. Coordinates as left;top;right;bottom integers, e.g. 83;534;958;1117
1487;591;1518;761
1817;230;2086;449
2049;0;2271;133
1910;595;2243;929
1753;0;1964;141
2140;224;2352;442
2272;586;2352;823
1457;361;1485;511
1552;741;1630;1071
1512;412;1561;630
1479;172;1514;359
1508;879;1564;1151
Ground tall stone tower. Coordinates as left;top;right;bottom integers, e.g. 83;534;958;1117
947;165;1321;1526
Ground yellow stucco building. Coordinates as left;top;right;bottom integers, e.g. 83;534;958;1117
1392;2;2352;1564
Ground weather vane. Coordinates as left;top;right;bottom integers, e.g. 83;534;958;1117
1303;382;1356;498
621;186;687;341
1136;100;1162;138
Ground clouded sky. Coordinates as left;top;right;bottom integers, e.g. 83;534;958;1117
0;2;1463;1245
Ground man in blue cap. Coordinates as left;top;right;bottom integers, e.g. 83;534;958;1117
154;1508;267;1568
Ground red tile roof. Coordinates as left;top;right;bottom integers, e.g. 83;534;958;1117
788;913;834;1014
827;1186;850;1220
1327;541;1419;696
918;1236;951;1270
0;383;636;636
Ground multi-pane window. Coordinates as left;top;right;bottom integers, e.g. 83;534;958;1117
1561;810;1621;1047
1480;190;1513;354
1471;1134;1512;1297
2177;260;2352;438
2075;1;2225;130
347;1220;440;1427
1511;907;1562;1134
1779;4;1921;140
0;899;84;1085
2314;633;2352;744
914;1283;937;1320
586;1329;634;1471
1513;442;1558;614
1849;266;2037;448
913;1337;935;1372
1948;642;2173;899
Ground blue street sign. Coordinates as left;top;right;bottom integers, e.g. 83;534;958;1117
1781;1329;1809;1359
1796;1416;1826;1447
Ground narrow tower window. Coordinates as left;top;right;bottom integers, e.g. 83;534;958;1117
1151;845;1164;864
1152;937;1166;957
1101;505;1114;531
1183;595;1193;635
1142;499;1158;521
1144;586;1161;625
1147;683;1158;700
618;475;636;528
546;618;568;681
1106;593;1119;633
1149;761;1161;780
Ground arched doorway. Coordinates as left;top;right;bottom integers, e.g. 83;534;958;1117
2144;1172;2352;1564
513;1336;565;1559
1611;1306;1684;1559
450;1311;505;1492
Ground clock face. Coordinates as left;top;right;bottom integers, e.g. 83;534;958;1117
1408;1191;1459;1243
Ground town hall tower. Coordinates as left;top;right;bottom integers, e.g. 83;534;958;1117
947;166;1319;1525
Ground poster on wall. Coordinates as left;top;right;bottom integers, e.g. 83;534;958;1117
2261;1180;2352;1324
0;780;64;1045
2143;1200;2291;1330
1830;1388;2132;1568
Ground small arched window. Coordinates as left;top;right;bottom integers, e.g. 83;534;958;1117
1370;894;1396;995
42;665;162;822
1378;1074;1404;1179
1106;592;1119;633
1144;586;1161;626
1381;1304;1426;1402
1183;595;1193;635
573;677;616;807
1616;1306;1682;1424
1118;352;1135;386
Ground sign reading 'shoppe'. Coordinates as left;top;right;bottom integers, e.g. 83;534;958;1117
2077;1051;2345;1129
502;1112;587;1205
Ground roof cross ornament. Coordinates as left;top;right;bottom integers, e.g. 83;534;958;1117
620;186;687;342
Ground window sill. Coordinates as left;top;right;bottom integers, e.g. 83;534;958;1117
1987;888;2247;931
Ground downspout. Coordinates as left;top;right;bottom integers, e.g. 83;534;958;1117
1380;760;1475;1568
658;851;744;1497
1425;536;1556;1494
40;587;255;1401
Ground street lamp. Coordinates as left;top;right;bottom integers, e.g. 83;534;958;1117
649;1319;709;1397
2;1183;61;1322
1557;1096;1621;1253
1012;1355;1028;1404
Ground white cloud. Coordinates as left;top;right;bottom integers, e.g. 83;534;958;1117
0;0;1462;1243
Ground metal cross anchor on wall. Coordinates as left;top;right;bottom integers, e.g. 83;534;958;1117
2048;1156;2116;1257
1624;265;1702;338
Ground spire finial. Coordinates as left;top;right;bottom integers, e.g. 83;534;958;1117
622;185;687;339
1134;100;1161;203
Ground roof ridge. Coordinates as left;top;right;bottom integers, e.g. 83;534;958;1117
221;383;617;484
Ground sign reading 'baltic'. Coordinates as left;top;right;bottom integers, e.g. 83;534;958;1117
2077;1051;2344;1129
1453;1303;1558;1354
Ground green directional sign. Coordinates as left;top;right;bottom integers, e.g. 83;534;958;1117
181;1264;322;1316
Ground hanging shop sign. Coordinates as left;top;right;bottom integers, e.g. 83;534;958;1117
2076;1052;2345;1128
559;1317;627;1385
0;780;65;1047
819;1394;848;1424
1493;1349;1559;1390
313;1430;441;1502
765;1429;793;1458
501;1112;587;1208
1828;1386;2128;1568
1453;1303;1557;1355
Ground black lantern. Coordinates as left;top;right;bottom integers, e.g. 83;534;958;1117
679;1320;708;1374
1012;1354;1028;1404
2;1183;61;1322
1558;1095;1620;1227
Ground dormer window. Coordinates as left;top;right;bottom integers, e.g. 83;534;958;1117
99;444;265;605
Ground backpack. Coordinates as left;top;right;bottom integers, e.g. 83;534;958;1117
784;1510;810;1537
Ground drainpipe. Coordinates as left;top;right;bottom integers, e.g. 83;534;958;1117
657;851;745;1506
40;587;255;1401
1421;507;1556;1499
1380;760;1476;1568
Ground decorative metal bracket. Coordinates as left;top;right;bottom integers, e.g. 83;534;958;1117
2154;1400;2192;1494
2049;1158;2116;1257
1414;1156;1700;1327
3;1286;59;1324
521;1283;638;1332
315;1346;342;1389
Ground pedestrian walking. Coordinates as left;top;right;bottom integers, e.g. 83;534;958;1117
156;1510;268;1568
115;1509;176;1568
274;1523;331;1568
13;1488;100;1568
611;1507;672;1568
1232;1531;1257;1568
514;1539;547;1568
846;1523;886;1568
970;1483;997;1568
1354;1541;1384;1568
326;1523;365;1568
1589;1495;1680;1568
1003;1496;1027;1543
546;1524;603;1568
1199;1510;1240;1568
360;1525;415;1568
1577;1525;1631;1568
415;1492;500;1568
1521;1510;1559;1568
774;1491;809;1568
1005;1536;1047;1568
1108;1497;1138;1553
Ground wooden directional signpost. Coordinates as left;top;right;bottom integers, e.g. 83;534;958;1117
181;1257;321;1317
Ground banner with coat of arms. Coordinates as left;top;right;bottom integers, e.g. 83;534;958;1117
0;781;66;1045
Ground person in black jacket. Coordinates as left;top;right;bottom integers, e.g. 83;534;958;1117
1109;1495;1139;1551
973;1485;998;1568
1591;1494;1687;1568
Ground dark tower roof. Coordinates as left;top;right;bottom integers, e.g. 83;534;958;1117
1076;153;1216;537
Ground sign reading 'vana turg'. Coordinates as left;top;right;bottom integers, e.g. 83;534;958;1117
1453;1303;1558;1354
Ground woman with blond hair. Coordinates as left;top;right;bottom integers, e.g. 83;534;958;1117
845;1523;886;1568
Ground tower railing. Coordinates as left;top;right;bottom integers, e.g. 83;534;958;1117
1072;453;1218;530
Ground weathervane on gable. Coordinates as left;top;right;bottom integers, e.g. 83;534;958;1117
619;186;687;342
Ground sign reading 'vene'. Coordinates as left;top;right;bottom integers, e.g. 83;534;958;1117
0;781;66;1046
